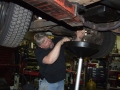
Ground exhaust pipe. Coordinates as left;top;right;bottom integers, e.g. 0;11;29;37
84;20;120;31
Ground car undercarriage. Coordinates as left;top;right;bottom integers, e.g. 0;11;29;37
0;0;119;57
0;0;120;87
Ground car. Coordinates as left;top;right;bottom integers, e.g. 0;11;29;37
0;0;119;58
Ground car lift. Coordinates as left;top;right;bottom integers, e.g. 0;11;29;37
23;0;84;27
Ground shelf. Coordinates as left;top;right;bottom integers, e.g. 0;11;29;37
110;87;120;89
108;78;116;80
109;53;120;57
23;70;39;76
109;70;120;72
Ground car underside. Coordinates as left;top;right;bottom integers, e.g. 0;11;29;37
0;0;120;86
0;0;119;58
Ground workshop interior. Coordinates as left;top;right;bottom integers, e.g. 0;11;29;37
1;0;120;90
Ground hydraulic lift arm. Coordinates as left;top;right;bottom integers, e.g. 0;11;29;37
23;0;84;26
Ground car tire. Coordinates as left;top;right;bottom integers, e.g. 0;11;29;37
0;2;33;47
90;31;116;58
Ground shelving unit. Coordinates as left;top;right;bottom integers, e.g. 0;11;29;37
88;58;107;89
107;53;120;89
17;39;39;87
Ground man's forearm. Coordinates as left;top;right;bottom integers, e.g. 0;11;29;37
43;42;62;64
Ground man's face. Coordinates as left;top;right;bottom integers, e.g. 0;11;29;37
40;37;54;49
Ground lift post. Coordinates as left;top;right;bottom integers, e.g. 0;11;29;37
75;57;83;90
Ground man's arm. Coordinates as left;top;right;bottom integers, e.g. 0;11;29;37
42;30;85;64
43;37;70;64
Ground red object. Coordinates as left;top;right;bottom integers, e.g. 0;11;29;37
88;63;96;67
23;0;83;26
23;70;39;76
54;0;75;15
73;73;84;85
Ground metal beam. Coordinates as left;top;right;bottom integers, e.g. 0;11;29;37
30;20;57;29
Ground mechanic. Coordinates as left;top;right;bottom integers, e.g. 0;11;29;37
34;30;85;90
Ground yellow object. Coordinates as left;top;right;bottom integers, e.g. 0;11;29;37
48;35;54;39
86;79;96;90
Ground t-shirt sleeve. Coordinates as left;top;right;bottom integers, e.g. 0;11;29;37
35;48;49;65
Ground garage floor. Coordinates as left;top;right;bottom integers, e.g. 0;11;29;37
81;87;106;90
65;86;107;90
80;87;120;90
65;88;107;90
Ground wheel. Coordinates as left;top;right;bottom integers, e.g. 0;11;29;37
90;31;116;58
0;1;33;47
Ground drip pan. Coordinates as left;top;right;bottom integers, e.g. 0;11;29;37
65;41;100;58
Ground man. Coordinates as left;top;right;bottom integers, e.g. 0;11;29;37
34;30;85;90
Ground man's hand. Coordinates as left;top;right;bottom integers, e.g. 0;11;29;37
75;30;85;41
59;37;71;45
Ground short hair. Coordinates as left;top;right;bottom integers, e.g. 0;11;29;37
34;33;47;46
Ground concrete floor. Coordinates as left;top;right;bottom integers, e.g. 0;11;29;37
64;84;108;90
81;88;107;90
81;87;120;90
65;86;107;90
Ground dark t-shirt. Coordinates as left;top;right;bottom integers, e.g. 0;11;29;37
34;37;66;83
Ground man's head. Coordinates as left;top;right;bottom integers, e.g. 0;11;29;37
34;33;54;49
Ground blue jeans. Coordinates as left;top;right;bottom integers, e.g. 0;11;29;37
38;78;64;90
